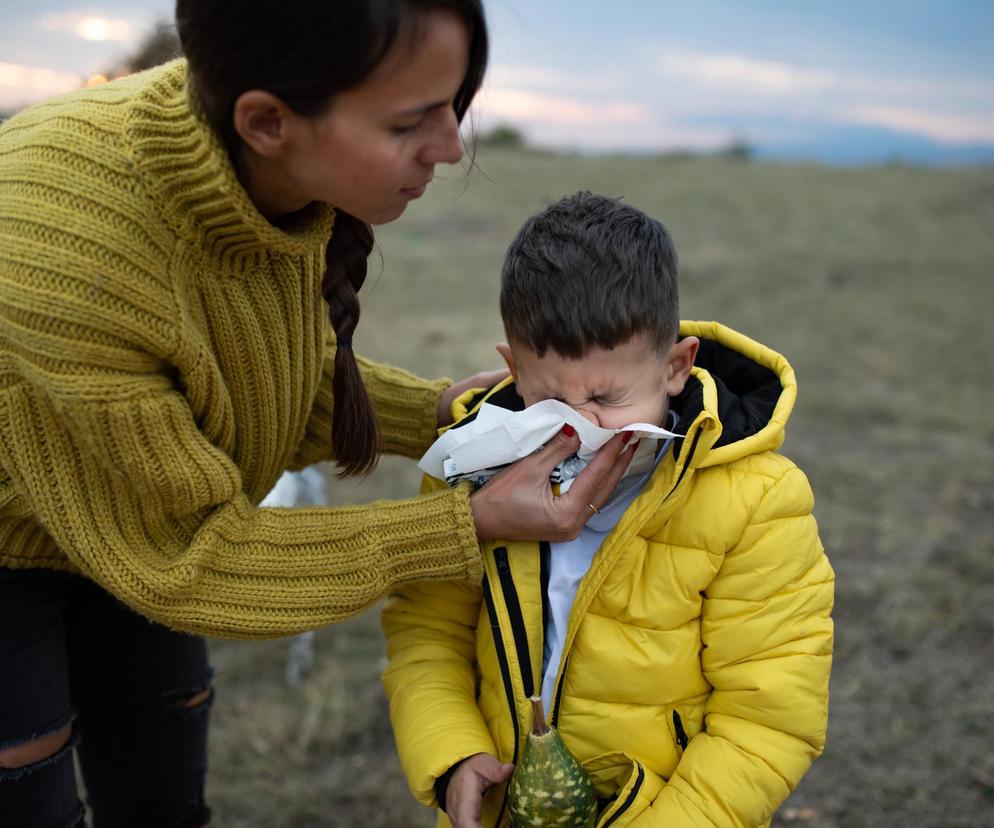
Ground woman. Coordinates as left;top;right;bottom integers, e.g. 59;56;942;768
0;1;636;826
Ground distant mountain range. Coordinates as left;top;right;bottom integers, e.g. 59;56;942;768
754;123;994;166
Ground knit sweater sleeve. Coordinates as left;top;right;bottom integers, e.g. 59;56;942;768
0;370;482;638
291;343;450;469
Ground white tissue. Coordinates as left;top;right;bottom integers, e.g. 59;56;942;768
418;399;681;482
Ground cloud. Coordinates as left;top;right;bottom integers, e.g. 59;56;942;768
652;50;994;147
39;11;133;42
0;61;81;110
479;87;649;126
473;85;730;151
486;63;628;96
658;53;837;94
656;50;994;104
842;105;994;145
486;64;579;92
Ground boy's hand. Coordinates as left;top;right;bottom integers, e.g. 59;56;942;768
470;426;637;542
446;753;514;828
438;370;511;428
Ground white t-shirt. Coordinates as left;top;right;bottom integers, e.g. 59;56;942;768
540;413;678;713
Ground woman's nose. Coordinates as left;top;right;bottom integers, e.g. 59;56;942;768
420;108;463;166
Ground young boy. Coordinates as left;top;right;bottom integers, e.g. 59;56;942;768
382;192;834;828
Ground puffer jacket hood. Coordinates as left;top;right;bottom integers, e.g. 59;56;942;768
677;321;795;468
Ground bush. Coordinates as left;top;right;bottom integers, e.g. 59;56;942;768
479;124;526;149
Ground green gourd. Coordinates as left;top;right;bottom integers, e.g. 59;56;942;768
508;696;597;828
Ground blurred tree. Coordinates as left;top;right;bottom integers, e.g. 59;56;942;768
109;22;182;76
718;136;755;162
479;123;527;149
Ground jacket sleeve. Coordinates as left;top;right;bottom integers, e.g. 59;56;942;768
291;338;450;468
624;464;834;828
381;475;496;808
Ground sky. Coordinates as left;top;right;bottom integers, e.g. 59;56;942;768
2;1;993;163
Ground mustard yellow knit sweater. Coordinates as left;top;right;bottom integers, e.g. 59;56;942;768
0;61;482;638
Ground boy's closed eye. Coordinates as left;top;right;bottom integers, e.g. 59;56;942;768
550;394;624;407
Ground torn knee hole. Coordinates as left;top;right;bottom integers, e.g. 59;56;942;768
179;686;213;710
0;723;73;770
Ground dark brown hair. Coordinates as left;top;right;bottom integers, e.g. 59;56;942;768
176;0;488;475
500;191;680;358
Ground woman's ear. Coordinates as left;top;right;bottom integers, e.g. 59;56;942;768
665;336;699;397
232;90;296;157
495;343;518;381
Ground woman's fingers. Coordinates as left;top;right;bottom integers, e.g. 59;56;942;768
528;424;584;477
470;426;579;541
469;428;640;542
559;433;636;516
437;369;511;427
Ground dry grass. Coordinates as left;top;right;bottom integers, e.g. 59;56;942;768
204;151;994;827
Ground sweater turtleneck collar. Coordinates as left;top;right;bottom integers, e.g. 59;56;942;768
124;59;336;269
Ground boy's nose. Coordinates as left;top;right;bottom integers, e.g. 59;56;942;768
575;408;600;427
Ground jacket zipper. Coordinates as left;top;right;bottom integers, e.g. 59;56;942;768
485;547;537;827
671;427;703;492
672;710;689;752
600;762;645;827
550;653;569;729
482;573;518;828
539;541;551;664
494;547;534;697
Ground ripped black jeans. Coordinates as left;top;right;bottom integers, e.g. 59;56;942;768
0;568;213;828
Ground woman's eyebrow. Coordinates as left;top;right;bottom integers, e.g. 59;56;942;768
394;100;448;118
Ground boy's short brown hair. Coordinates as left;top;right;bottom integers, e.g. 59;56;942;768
500;191;679;357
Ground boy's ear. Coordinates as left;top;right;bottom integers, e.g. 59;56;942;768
495;343;518;381
232;90;297;157
665;336;699;397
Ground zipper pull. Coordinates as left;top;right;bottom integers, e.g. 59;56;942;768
495;546;510;574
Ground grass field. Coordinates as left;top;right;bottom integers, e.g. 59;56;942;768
204;149;994;827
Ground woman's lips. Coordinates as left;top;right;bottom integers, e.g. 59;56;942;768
402;179;432;199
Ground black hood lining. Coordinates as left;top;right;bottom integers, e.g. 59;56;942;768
670;337;783;451
448;382;526;431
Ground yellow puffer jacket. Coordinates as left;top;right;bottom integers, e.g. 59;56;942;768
382;321;834;827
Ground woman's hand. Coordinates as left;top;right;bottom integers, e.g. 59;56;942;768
445;753;515;828
470;425;638;542
437;370;510;428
